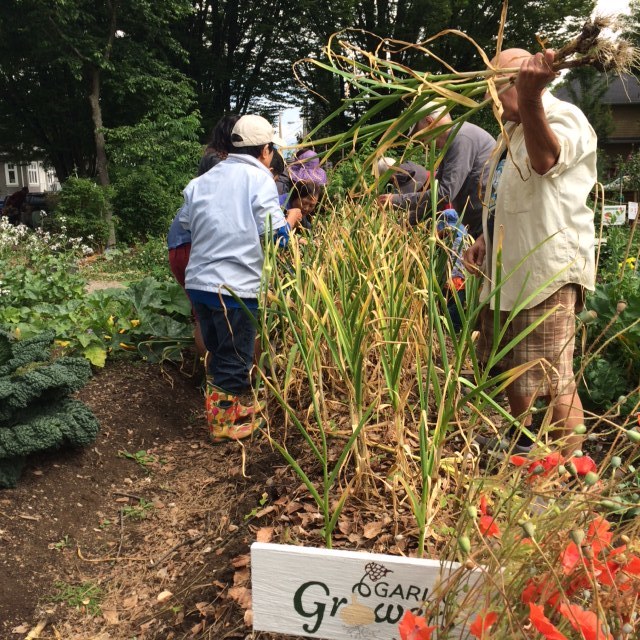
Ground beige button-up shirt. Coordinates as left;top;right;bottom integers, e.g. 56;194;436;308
481;92;597;310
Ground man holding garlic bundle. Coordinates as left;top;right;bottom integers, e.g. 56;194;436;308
464;48;597;455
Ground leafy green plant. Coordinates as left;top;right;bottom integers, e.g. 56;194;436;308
122;499;154;520
111;167;181;244
118;449;161;469
1;269;192;367
579;223;640;411
52;581;103;616
47;177;111;248
244;492;269;520
50;534;73;551
0;329;100;488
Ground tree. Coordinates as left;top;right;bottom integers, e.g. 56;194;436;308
554;67;614;141
622;0;640;55
0;0;197;245
294;0;597;132
173;0;308;135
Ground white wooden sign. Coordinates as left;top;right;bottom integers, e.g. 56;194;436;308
251;543;482;640
628;202;638;221
603;204;626;226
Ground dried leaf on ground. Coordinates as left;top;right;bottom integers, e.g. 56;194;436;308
233;568;250;585
156;590;173;603
102;609;119;624
338;519;353;535
228;586;252;609
11;624;30;634
363;521;384;539
256;527;274;543
122;594;139;610
254;505;275;519
195;602;216;617
231;554;250;568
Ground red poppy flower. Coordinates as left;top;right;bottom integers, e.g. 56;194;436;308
559;604;613;640
527;452;564;478
570;455;597;476
521;579;538;604
469;611;498;639
510;455;527;466
624;556;640;576
561;542;582;575
479;514;501;538
587;517;613;556
521;576;563;607
529;603;569;640
398;610;436;640
479;494;489;516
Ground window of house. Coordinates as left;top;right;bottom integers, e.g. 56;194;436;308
27;161;39;186
5;163;18;186
46;169;57;190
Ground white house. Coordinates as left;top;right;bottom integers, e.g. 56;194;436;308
1;159;60;196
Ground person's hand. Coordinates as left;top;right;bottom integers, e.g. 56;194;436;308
377;194;393;207
516;49;558;103
286;207;303;227
463;234;486;275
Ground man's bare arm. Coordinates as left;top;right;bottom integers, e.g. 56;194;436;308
516;49;560;175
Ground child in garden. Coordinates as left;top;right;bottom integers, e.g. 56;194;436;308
167;114;240;358
276;148;327;201
181;115;302;443
284;180;321;231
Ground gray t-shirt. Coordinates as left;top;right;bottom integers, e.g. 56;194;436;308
393;122;495;238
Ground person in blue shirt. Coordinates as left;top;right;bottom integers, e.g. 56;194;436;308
436;209;470;331
167;114;240;358
181;115;302;443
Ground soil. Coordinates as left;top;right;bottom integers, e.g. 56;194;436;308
2;338;625;638
0;355;311;639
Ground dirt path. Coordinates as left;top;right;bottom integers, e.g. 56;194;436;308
0;358;293;639
85;280;126;294
1;355;417;639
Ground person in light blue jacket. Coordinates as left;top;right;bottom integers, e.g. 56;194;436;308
168;114;240;358
181;115;302;443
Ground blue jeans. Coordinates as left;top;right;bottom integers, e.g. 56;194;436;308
446;287;466;332
193;303;257;395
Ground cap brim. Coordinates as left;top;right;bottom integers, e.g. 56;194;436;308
272;135;287;148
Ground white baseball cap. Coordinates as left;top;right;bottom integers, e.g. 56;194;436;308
231;115;286;148
376;157;397;174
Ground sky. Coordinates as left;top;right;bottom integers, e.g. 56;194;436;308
275;0;634;146
276;107;303;148
595;0;630;14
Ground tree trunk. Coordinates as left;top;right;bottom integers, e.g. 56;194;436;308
88;65;116;247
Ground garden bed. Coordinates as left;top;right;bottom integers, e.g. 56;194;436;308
0;358;469;639
1;357;368;639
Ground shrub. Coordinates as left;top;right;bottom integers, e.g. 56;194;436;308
48;177;111;248
111;166;181;245
579;224;640;410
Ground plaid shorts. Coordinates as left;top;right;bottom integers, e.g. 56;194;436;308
476;284;583;397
